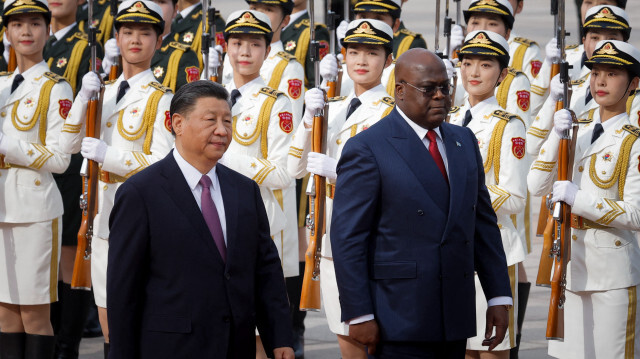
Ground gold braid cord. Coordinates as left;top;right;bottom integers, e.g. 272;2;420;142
295;28;310;86
386;67;396;97
396;34;414;58
232;96;277;159
116;89;164;155
64;39;89;93
11;79;55;145
511;44;527;72
496;69;516;109
483;118;508;185
589;134;638;200
98;9;113;44
163;48;185;92
267;59;288;90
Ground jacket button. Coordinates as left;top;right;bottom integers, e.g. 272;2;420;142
225;272;230;280
572;235;577;241
615;240;622;247
34;179;41;186
417;210;424;216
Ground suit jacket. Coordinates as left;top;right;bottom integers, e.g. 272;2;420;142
107;151;293;359
330;108;512;342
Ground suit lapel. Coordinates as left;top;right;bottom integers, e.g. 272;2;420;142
440;123;467;242
160;152;225;266
215;164;238;269
385;109;450;215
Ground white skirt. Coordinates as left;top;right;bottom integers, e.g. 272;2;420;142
320;257;349;336
91;236;109;308
0;218;62;305
467;264;518;351
548;286;640;359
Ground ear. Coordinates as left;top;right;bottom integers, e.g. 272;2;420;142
505;28;511;40
264;45;271;60
384;53;393;68
497;67;509;84
281;14;290;29
515;0;524;15
395;81;404;100
172;113;185;136
629;76;639;94
156;34;163;50
392;18;401;33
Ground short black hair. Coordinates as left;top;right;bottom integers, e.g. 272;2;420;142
170;80;231;135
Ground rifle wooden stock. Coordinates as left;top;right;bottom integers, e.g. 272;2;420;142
7;47;16;72
108;59;120;81
300;112;326;311
551;63;561;82
209;75;219;83
72;88;104;290
536;209;554;287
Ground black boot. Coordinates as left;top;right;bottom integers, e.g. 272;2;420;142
103;343;110;359
82;294;102;339
24;334;55;359
285;262;306;359
510;282;531;359
55;283;92;359
0;332;26;359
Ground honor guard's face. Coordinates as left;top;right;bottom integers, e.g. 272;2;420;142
173;97;232;164
49;0;78;19
466;14;509;39
583;29;625;59
116;24;162;66
590;64;639;108
152;0;175;35
249;4;287;35
506;0;523;16
227;34;269;77
345;44;392;89
581;0;618;24
5;14;48;57
460;55;506;97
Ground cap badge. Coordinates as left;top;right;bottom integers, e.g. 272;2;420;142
354;22;376;35
469;32;492;45
597;42;618;55
236;12;259;24
475;0;499;6
595;7;616;19
13;0;36;6
128;2;150;13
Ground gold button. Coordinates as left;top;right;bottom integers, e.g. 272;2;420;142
129;125;133;129
106;122;112;128
103;185;108;190
572;235;577;241
615;240;622;247
498;224;503;229
1;111;6;117
34;179;41;186
602;170;606;174
336;139;342;145
578;166;584;172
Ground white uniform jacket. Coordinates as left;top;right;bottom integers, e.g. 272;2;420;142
508;33;544;84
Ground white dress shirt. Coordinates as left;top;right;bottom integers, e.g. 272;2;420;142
173;149;227;245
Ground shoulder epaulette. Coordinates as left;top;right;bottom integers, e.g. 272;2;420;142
328;96;347;102
149;82;172;93
566;44;579;50
0;71;13;77
493;110;521;123
449;106;461;114
577;117;593;124
570;78;587;86
276;51;297;62
508;67;525;76
169;41;189;51
105;79;117;85
259;87;283;98
513;37;537;47
623;124;640;137
298;19;310;28
399;28;420;38
44;72;67;83
70;32;88;42
191;9;202;19
381;97;395;107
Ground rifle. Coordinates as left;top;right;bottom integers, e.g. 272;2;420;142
208;6;221;82
434;0;442;58
536;194;554;287
72;0;105;290
443;0;457;106
300;0;326;312
108;0;120;81
546;0;576;340
325;0;341;97
450;0;461;59
7;47;16;72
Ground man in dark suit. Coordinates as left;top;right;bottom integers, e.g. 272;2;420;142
330;48;513;358
106;81;294;359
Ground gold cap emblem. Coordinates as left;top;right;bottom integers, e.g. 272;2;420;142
475;0;499;6
469;32;492;45
236;11;259;24
353;22;376;35
13;0;36;6
128;1;150;13
594;7;616;19
597;42;618;55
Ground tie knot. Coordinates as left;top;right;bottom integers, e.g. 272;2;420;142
199;174;212;190
426;129;438;142
350;97;361;107
11;74;24;94
119;80;129;92
230;89;241;107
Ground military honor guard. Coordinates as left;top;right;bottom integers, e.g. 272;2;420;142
288;18;394;359
280;0;329;89
393;0;426;59
529;0;627;115
527;5;630;157
76;0;114;46
0;0;74;357
215;10;297;358
59;1;174;357
448;30;527;358
503;0;544;84
217;0;305;123
528;40;640;359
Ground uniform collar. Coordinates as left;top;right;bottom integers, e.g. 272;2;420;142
51;22;77;41
466;96;499;122
356;83;387;107
269;40;284;54
599;112;627;132
15;60;47;78
231;76;265;96
284;10;307;30
179;3;200;19
120;69;153;89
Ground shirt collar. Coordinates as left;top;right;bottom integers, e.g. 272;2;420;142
51;22;76;41
599;112;627;132
397;106;443;141
173;148;218;191
121;69;152;88
16;60;47;77
467;96;498;121
180;3;199;19
232;76;264;95
270;40;283;53
284;10;306;31
356;84;386;105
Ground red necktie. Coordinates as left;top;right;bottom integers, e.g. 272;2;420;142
426;130;448;184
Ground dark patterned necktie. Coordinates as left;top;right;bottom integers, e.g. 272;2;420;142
463;109;472;127
199;175;227;262
346;97;361;119
11;74;24;94
116;81;129;103
591;123;603;144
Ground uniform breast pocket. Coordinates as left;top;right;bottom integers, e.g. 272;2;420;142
16;169;44;190
593;229;630;249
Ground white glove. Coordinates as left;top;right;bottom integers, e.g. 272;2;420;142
443;58;458;80
553;109;573;137
102;38;120;75
545;37;561;64
208;44;223;75
551;180;578;206
81;137;108;163
303;88;326;128
336;20;349;47
549;74;563;102
306;152;337;180
320;53;341;82
78;71;102;101
450;24;465;58
2;36;10;64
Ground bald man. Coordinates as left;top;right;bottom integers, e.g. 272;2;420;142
330;49;512;358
